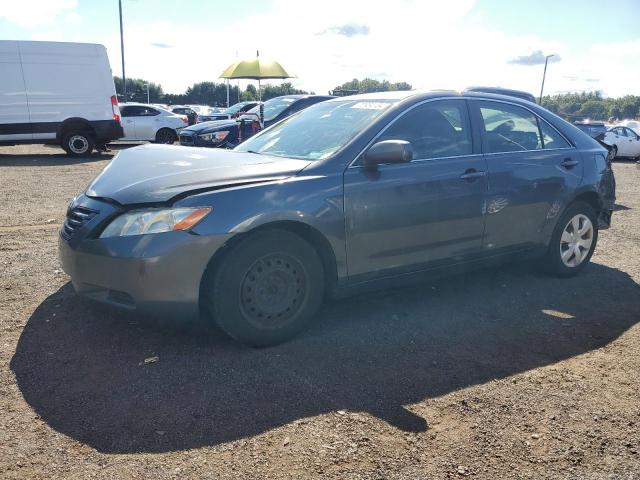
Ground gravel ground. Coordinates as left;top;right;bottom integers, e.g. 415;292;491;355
1;144;639;480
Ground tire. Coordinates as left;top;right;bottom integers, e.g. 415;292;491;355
155;128;177;144
203;230;325;347
609;145;618;161
61;131;94;157
544;201;598;277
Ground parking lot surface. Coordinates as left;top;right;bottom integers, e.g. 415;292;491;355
1;144;639;479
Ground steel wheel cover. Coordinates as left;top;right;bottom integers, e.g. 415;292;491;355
239;253;307;329
69;135;89;154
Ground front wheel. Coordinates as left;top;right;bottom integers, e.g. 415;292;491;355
609;145;618;161
203;230;325;346
544;201;598;277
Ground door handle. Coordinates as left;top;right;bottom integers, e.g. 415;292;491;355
459;169;486;181
561;158;579;169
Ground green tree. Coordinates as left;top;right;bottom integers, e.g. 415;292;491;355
241;84;258;101
331;78;413;94
539;90;639;121
261;82;309;100
114;76;163;103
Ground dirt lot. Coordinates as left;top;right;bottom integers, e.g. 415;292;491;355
1;144;639;480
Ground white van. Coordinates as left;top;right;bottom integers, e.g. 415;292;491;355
0;40;123;156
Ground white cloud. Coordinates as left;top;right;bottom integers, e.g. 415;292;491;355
64;11;82;24
0;0;78;28
12;0;639;98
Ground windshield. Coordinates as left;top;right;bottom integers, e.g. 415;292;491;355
236;99;394;160
225;102;250;115
244;97;297;122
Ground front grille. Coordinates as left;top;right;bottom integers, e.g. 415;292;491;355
61;206;98;239
180;134;194;144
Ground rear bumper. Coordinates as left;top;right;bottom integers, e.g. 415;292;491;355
58;198;231;319
90;120;124;143
598;208;613;229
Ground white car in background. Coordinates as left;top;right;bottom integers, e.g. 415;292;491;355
618;119;640;135
119;103;188;143
604;125;640;160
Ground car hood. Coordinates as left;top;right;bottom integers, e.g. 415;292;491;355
182;119;235;134
85;144;311;205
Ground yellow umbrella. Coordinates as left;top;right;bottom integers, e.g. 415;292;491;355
220;59;293;80
219;52;294;124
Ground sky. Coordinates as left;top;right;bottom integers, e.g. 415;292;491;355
1;0;639;98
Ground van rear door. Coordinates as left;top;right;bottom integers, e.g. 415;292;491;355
0;41;32;142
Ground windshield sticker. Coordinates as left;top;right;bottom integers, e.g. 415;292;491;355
351;102;388;110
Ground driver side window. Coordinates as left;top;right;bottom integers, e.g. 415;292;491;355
377;100;472;160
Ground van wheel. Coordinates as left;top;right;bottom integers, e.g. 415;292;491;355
62;131;94;156
155;128;176;144
544;201;598;277
203;230;325;347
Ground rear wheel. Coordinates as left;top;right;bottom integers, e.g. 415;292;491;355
203;230;324;346
61;131;94;157
155;128;177;144
544;201;598;277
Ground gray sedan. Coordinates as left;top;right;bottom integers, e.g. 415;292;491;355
59;90;616;345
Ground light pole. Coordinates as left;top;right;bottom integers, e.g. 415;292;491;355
118;0;126;101
144;83;149;104
539;54;555;104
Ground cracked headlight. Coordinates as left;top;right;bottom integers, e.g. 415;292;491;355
100;207;211;238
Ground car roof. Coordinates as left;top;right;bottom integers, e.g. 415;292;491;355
121;102;158;107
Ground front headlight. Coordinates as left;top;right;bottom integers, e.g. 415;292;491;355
100;207;211;238
198;131;229;143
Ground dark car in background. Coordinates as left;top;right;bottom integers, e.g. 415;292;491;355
464;86;537;103
204;101;260;121
179;94;334;148
170;106;198;126
574;121;608;138
60;90;615;346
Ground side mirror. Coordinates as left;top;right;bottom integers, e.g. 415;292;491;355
363;140;413;167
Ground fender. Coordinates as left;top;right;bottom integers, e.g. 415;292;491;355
183;173;348;280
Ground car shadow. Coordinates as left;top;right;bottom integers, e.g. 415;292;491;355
0;142;154;166
0;152;114;166
10;262;640;454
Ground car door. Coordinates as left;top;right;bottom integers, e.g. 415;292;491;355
133;106;162;140
343;99;488;281
470;99;581;252
119;106;138;139
623;127;640;157
610;127;629;156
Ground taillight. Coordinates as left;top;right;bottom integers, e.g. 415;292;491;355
111;95;121;122
182;116;188;125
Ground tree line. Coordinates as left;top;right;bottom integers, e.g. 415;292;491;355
114;76;639;121
114;76;308;106
541;91;640;121
114;76;413;106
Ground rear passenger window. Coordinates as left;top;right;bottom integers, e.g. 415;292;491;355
540;121;571;149
479;103;542;152
378;100;472;160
